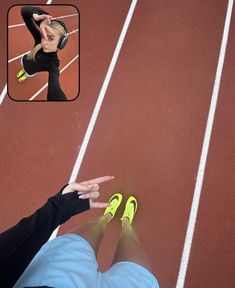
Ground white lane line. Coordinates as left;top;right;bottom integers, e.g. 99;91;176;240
29;54;79;101
176;0;234;287
68;0;138;183
8;23;25;28
8;29;78;63
52;13;78;20
9;13;78;28
8;50;30;63
0;84;7;106
49;0;138;241
0;0;52;106
68;29;79;35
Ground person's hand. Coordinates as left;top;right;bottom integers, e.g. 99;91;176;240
32;14;55;41
62;176;114;209
39;19;56;41
33;13;52;24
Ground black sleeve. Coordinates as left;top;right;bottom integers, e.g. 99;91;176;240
21;6;49;45
0;185;90;288
47;64;67;101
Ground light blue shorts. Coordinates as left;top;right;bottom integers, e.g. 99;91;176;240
14;234;160;288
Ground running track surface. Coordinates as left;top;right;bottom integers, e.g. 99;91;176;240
0;1;235;287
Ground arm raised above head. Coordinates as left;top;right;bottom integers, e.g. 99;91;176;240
21;6;50;46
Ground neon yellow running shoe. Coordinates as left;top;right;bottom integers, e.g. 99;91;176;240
104;193;123;220
16;68;25;78
121;196;138;224
18;73;28;82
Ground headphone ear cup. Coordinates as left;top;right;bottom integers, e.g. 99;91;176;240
57;35;68;50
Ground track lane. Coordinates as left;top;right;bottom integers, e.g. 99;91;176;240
184;4;235;287
57;1;230;286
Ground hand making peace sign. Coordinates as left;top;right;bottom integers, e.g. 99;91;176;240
62;175;115;208
32;13;56;41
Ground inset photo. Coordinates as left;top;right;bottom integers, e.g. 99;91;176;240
7;4;79;101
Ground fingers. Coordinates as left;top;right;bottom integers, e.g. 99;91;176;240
78;191;99;200
34;14;49;22
40;24;48;41
39;14;49;20
62;175;115;208
62;183;91;194
62;182;100;195
46;15;52;25
78;191;111;209
80;175;114;186
76;185;111;209
40;18;56;41
45;25;56;36
33;14;43;21
40;14;52;23
90;201;110;209
69;182;91;192
88;184;99;191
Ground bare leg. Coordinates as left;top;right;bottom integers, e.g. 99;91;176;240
111;218;152;272
70;213;111;257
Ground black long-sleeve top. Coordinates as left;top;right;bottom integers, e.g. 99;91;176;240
0;186;90;288
21;6;67;101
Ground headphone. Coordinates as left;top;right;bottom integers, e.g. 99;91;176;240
52;19;69;50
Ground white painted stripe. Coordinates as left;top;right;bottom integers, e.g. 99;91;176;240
29;54;79;101
52;13;78;20
8;50;31;63
49;0;138;241
68;29;79;35
8;30;78;63
8;13;78;28
8;23;25;28
0;0;53;106
0;84;7;106
176;0;234;287
69;0;138;183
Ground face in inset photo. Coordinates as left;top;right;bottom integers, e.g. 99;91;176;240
8;5;79;101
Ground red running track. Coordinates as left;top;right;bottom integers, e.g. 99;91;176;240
0;1;235;287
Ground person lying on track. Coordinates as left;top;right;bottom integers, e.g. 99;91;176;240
16;6;69;101
12;193;159;288
0;176;113;288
